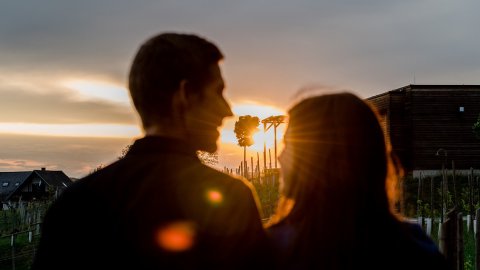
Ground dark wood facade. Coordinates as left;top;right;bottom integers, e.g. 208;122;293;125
367;85;480;173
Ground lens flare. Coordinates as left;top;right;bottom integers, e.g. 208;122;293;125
206;189;223;205
156;221;195;252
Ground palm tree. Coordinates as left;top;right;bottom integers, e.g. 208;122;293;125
234;115;260;178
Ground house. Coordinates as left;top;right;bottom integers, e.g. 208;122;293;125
0;168;73;208
367;85;480;177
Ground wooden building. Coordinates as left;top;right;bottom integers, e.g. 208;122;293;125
367;85;480;177
0;168;72;208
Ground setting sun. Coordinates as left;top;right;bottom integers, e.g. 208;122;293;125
217;102;287;170
221;102;287;152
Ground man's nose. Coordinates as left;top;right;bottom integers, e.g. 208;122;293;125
221;98;234;118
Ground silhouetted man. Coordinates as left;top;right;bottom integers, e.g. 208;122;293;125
33;33;273;270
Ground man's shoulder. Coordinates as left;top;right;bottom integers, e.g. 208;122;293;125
199;164;239;181
73;158;130;187
51;162;124;211
198;165;254;193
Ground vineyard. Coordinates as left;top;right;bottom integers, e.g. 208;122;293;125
0;202;50;270
1;169;480;270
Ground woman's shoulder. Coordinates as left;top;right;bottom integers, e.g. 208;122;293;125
401;221;440;253
266;219;306;269
397;220;447;268
267;219;296;249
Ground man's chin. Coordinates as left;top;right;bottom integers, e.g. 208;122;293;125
190;132;219;153
194;138;218;153
198;144;218;153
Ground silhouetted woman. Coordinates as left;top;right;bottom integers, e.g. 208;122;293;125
267;93;447;270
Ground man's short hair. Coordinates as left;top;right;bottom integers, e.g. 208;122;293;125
128;33;224;128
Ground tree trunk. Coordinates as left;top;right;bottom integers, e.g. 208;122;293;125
243;146;247;178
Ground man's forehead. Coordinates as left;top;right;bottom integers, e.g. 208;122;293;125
209;64;224;89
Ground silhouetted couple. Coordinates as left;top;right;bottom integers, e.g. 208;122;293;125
33;33;448;270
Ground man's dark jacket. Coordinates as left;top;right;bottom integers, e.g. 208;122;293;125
33;136;273;269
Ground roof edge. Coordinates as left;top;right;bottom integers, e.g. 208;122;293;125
367;84;480;99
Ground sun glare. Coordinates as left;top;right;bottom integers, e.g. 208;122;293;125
221;102;286;152
232;102;285;119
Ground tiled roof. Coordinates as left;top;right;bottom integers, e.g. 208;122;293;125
0;172;32;201
0;170;73;202
34;170;72;188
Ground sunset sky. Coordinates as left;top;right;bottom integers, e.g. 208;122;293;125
1;0;480;177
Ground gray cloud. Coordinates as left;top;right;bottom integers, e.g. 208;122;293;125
0;133;134;178
2;0;480;175
2;0;480;105
0;84;137;124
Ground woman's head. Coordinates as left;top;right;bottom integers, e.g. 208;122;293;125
278;92;400;220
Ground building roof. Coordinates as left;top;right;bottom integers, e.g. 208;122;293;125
0;172;32;201
34;170;72;188
368;84;480;100
0;169;72;202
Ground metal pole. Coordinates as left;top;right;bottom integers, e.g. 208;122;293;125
441;162;445;223
263;122;267;171
475;209;480;270
257;152;260;179
457;212;464;270
431;176;434;223
444;153;448;211
274;124;278;169
269;149;272;169
244;147;247;178
470;168;474;218
251;156;254;180
436;148;448;222
11;233;16;270
452;160;457;207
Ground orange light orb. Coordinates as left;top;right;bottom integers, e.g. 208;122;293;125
206;190;223;205
156;221;195;252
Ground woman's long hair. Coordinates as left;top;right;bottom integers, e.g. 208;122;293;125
269;92;404;268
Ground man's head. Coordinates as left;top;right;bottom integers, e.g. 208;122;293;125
129;33;233;152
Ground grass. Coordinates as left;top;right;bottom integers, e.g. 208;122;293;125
0;202;49;270
465;228;475;270
421;218;475;270
0;231;39;270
